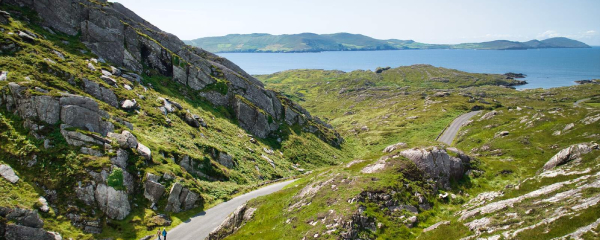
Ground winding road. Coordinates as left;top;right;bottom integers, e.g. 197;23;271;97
167;179;297;240
574;98;591;107
437;111;481;145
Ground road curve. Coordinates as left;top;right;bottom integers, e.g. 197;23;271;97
167;179;297;240
438;111;481;145
574;98;590;107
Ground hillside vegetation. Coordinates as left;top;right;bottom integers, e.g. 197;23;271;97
223;67;600;239
0;2;346;239
184;33;590;53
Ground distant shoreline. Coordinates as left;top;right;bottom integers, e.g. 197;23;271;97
214;47;593;54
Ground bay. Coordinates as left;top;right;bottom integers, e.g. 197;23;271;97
219;47;600;89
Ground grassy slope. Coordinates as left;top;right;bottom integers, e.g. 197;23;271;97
0;5;348;239
226;67;600;239
184;33;590;53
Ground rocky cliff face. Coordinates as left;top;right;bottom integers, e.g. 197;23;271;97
3;0;341;145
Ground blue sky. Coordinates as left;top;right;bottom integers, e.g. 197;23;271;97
112;0;600;45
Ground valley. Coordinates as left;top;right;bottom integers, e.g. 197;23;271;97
0;1;599;240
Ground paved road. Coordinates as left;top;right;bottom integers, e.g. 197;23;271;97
437;111;481;145
167;179;297;240
574;98;591;107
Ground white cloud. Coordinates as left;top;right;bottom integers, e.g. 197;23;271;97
537;30;598;40
537;30;560;39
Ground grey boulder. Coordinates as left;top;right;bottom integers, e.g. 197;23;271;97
94;184;130;220
543;143;598;170
137;143;152;160
0;164;19;184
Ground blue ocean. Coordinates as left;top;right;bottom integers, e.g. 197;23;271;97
219;47;600;89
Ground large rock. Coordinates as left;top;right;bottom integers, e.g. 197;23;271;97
383;142;407;153
75;184;96;206
543;143;598;170
108;130;138;149
8;83;60;125
137;143;152;160
400;147;470;189
94;184;130;220
0;164;19;184
0;207;44;228
60;124;110;147
217;152;235;169
110;148;129;169
234;97;277;138
82;78;119;107
164;182;199;213
207;203;256;240
4;225;60;240
144;178;165;205
59;94;114;136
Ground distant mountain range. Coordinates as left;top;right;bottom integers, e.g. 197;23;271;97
184;33;591;53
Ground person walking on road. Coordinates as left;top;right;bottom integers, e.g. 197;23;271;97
156;229;162;240
162;228;167;240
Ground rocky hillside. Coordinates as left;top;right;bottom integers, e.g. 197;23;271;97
0;1;345;239
224;67;600;239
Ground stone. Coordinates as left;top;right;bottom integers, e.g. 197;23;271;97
76;184;96;206
137;143;152;160
80;147;104;157
94;184;130;220
87;62;96;71
495;131;509;137
60;124;110;147
218;152;235;169
543;143;597;170
165;183;183;212
124;84;132;90
146;173;161;183
1;207;44;228
121;99;137;110
0;71;7;81
82;78;119;107
38;197;50;213
18;31;36;42
400;147;470;189
0;164;19;183
101;75;118;86
4;225;59;240
207;203;255;240
433;92;449;97
144;179;165;204
480;110;498;120
183;112;200;128
108;130;138;149
382;142;407;153
110;66;121;76
101;69;112;76
423;221;450;232
59;94;113;136
110;148;129;169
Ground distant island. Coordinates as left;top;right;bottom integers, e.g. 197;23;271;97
184;33;591;53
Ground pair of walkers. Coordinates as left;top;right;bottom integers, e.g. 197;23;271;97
156;228;167;240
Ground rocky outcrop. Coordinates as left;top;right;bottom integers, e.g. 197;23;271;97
164;182;200;213
1;0;340;145
400;147;470;189
82;78;119;107
0;207;60;240
108;130;138;149
143;174;165;205
207;203;257;240
543;143;598;170
94;184;130;220
0;164;19;184
2;82;115;138
382;142;407;153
